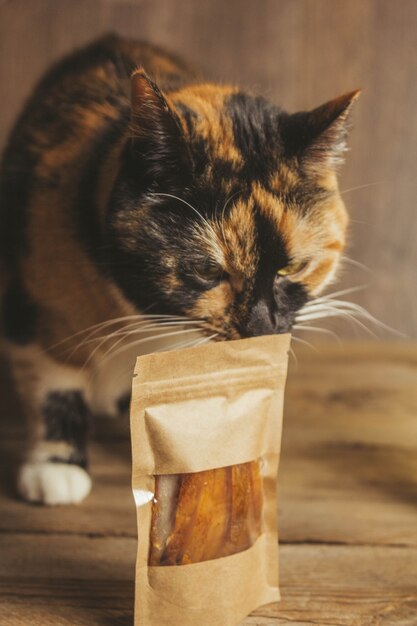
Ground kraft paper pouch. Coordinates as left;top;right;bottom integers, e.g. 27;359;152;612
130;333;291;626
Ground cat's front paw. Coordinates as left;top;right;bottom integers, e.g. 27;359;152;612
17;461;92;505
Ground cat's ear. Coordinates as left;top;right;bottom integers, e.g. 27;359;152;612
129;69;190;187
282;90;360;173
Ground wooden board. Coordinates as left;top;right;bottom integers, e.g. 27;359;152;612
0;536;416;626
0;343;416;624
1;0;417;337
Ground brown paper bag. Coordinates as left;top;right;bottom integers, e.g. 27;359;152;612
130;334;291;626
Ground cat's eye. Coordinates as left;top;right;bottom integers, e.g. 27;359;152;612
195;259;224;282
277;261;308;277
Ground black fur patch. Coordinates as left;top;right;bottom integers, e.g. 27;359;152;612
240;210;308;336
75;107;129;262
117;391;131;415
106;186;205;314
226;92;283;184
49;455;88;470
36;35;136;94
0;132;37;263
1;278;38;344
43;390;91;467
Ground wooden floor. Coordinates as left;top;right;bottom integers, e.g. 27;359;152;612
1;343;416;625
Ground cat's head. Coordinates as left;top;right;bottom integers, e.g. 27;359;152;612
107;70;359;339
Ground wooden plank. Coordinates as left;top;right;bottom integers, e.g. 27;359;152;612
280;342;417;547
0;535;416;625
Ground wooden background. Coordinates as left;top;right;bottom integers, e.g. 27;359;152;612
1;0;416;338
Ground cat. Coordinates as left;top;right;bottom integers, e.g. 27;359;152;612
0;34;358;505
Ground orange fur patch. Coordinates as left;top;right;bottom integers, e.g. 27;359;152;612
213;197;257;278
269;163;299;193
282;194;348;294
187;281;239;339
251;182;285;222
171;85;242;166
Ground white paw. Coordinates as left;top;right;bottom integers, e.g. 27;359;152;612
17;461;92;505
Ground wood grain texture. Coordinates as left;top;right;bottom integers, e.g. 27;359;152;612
0;0;416;337
0;343;416;624
0;540;416;626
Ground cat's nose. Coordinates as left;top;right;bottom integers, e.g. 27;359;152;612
241;298;293;337
244;299;277;337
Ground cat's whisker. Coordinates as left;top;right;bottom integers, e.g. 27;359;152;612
62;317;197;363
295;308;379;339
289;346;298;368
340;256;373;274
45;316;139;352
300;298;404;337
46;314;192;352
95;321;203;364
292;324;342;344
306;284;370;305
313;298;372;311
153;192;218;241
298;287;372;320
297;292;401;334
296;305;369;321
340;181;380;196
296;309;356;321
298;302;363;315
80;319;203;347
315;299;378;317
290;335;318;352
217;191;241;246
96;333;219;390
79;323;199;370
95;328;204;370
168;333;218;351
297;297;392;326
196;333;218;344
296;303;368;319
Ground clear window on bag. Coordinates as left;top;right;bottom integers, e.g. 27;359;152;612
148;458;265;566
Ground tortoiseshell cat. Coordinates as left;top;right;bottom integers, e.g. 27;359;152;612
0;35;358;505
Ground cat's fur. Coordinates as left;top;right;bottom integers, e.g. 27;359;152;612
0;35;358;504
